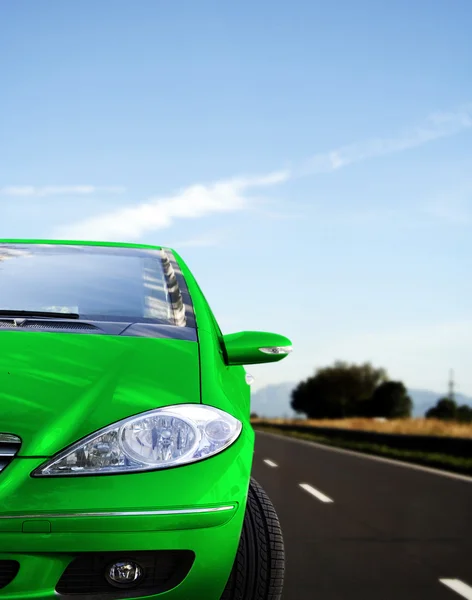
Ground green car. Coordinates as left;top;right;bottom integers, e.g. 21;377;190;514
0;239;292;600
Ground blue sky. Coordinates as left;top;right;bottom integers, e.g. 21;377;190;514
1;0;472;395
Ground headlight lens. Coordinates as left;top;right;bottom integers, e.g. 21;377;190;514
33;405;242;476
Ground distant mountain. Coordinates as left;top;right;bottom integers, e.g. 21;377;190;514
409;389;472;417
250;382;298;418
250;382;472;418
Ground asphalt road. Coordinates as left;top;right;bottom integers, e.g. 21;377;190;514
251;431;472;600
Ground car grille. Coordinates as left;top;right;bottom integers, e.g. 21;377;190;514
0;434;21;473
56;550;195;598
0;561;20;589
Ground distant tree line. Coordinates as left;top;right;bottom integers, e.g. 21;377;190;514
290;361;412;419
289;361;472;422
426;397;472;423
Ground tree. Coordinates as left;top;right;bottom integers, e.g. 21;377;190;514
456;404;472;423
425;398;472;422
425;398;457;420
250;412;259;419
369;381;412;418
290;361;388;419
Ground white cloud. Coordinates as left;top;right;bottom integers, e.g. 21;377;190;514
53;102;472;241
298;103;472;175
54;170;290;241
0;185;126;197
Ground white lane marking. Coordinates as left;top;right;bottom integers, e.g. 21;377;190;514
440;579;472;599
263;459;278;468
257;431;472;484
299;483;333;503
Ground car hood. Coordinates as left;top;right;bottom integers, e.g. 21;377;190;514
0;331;200;457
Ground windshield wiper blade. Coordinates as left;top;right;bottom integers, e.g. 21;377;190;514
0;310;80;320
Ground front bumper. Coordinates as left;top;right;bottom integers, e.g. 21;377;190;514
0;506;243;599
0;426;254;599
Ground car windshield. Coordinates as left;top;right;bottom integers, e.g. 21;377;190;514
0;243;187;326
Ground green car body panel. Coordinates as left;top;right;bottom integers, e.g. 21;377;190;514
0;239;290;600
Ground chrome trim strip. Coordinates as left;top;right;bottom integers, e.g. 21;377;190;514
0;505;236;520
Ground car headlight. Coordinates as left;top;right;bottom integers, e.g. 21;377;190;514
32;404;242;476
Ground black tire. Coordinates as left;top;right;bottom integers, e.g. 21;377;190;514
220;477;285;600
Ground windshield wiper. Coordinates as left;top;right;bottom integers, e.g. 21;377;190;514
0;310;80;320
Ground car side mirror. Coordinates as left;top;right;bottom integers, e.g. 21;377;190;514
222;331;293;366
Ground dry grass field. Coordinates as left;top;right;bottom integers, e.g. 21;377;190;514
250;417;472;438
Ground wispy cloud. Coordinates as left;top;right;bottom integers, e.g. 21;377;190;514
53;103;472;241
170;234;221;248
0;185;126;197
54;170;290;241
298;103;472;175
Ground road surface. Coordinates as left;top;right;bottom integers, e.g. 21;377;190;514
252;431;472;600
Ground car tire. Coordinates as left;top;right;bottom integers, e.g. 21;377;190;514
220;477;285;600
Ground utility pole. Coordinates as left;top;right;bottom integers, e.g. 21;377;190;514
448;369;455;402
